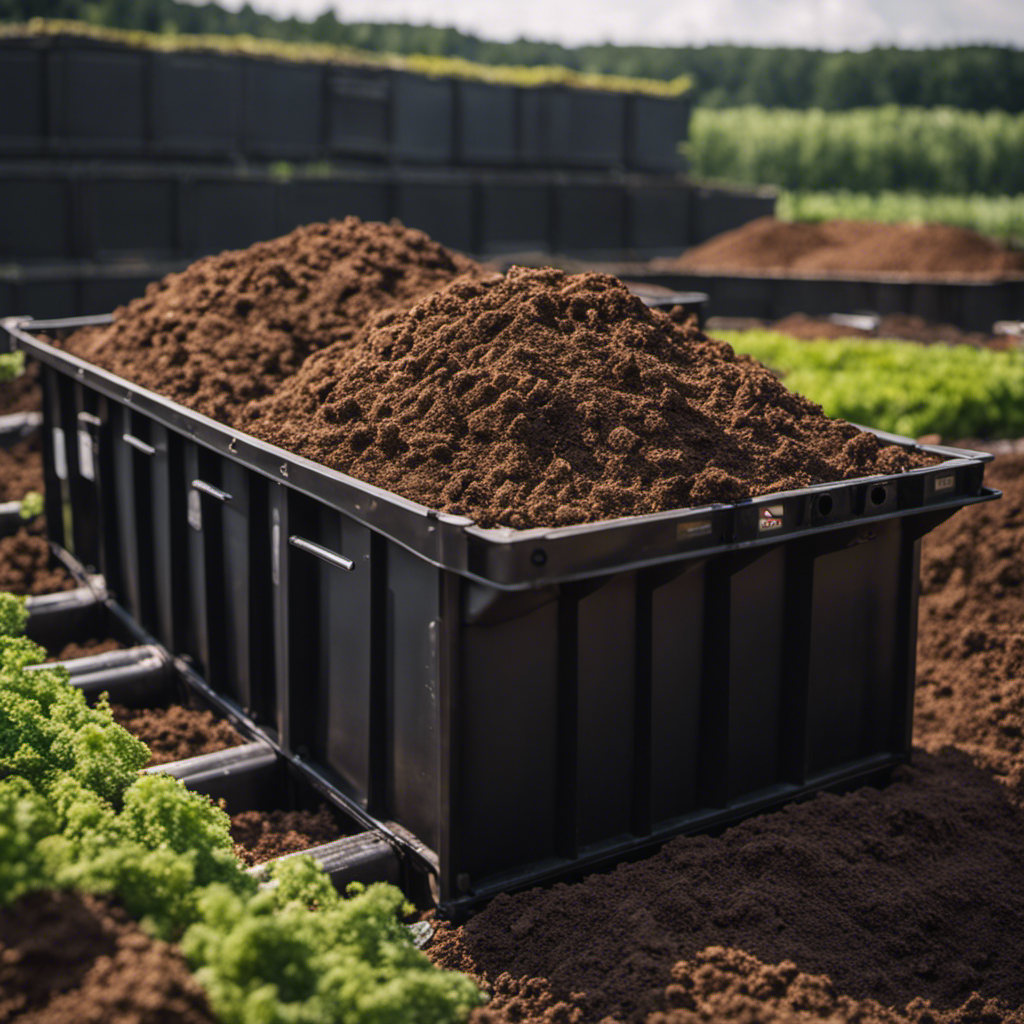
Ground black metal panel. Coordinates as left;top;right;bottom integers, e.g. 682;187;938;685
626;94;691;173
0;46;46;153
629;182;690;256
0;177;73;260
478;177;550;254
80;176;179;260
151;51;242;157
187;178;278;256
327;70;390;159
545;88;627;169
554;180;627;256
277;178;390;235
391;72;454;164
242;60;324;159
689;185;777;244
48;45;147;154
456;81;517;165
394;177;475;253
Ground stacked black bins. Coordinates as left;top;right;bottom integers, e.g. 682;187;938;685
4;313;998;914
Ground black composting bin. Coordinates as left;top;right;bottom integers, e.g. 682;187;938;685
3;314;999;914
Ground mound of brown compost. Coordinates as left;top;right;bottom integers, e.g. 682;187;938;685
0;436;43;502
0;889;216;1024
669;218;1024;278
430;749;1024;1024
62;217;481;427
915;453;1024;798
245;266;934;529
0;522;75;595
46;637;124;662
230;805;341;866
0;361;41;415
110;704;246;767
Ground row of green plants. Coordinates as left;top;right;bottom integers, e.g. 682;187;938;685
688;106;1024;195
777;191;1024;246
722;331;1024;440
0;19;692;95
0;591;482;1024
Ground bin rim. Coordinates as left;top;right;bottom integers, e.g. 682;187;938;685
3;313;999;591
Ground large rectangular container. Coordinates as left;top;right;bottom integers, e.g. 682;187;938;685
326;69;391;160
3;313;997;913
0;42;47;154
242;59;324;160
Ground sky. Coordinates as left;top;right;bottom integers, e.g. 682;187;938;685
205;0;1024;49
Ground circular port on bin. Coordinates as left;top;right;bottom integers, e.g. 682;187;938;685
816;494;834;517
531;548;547;566
870;485;888;506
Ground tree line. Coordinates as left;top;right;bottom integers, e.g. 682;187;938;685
3;0;1024;111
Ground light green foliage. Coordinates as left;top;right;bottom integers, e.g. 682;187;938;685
778;190;1024;246
183;868;482;1024
689;106;1024;195
0;593;28;640
19;491;44;521
0;780;56;905
721;330;1024;439
0;639;150;804
0;352;23;384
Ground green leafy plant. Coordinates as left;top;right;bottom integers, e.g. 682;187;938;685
18;491;44;521
0;351;24;384
721;330;1024;439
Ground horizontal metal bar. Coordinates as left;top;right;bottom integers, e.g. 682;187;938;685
123;433;156;456
192;479;232;502
77;411;102;428
289;535;354;571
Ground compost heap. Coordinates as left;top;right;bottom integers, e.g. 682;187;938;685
244;266;933;529
62;217;481;426
667;218;1024;277
427;452;1024;1024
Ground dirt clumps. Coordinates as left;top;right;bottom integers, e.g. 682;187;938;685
0;522;76;595
110;705;246;767
0;437;43;502
46;637;124;662
246;266;933;529
62;218;481;427
0;361;42;415
428;750;1024;1023
0;889;216;1024
668;218;1024;278
230;805;341;866
915;453;1024;798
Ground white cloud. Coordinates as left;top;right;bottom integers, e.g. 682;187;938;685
203;0;1024;49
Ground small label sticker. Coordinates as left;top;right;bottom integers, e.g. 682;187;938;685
678;519;712;541
187;488;202;532
77;428;95;481
934;474;955;493
52;428;68;481
759;504;784;531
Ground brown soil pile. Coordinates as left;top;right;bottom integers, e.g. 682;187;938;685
0;522;75;595
0;361;41;415
0;889;216;1024
669;218;1024;278
46;637;124;662
769;312;1010;349
914;453;1024;798
110;704;246;766
230;805;341;866
429;750;1024;1023
246;267;933;529
0;437;43;502
62;218;480;427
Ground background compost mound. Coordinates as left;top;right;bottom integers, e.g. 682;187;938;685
230;805;340;866
429;750;1024;1024
246;266;932;529
915;453;1024;797
0;523;75;595
0;889;216;1024
62;217;480;426
668;218;1024;277
110;705;246;766
0;436;43;502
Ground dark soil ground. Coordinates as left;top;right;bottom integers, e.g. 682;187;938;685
0;362;42;415
46;637;124;662
663;218;1024;278
0;889;216;1024
427;451;1024;1024
110;704;246;767
230;805;342;866
0;436;43;502
0;520;76;595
